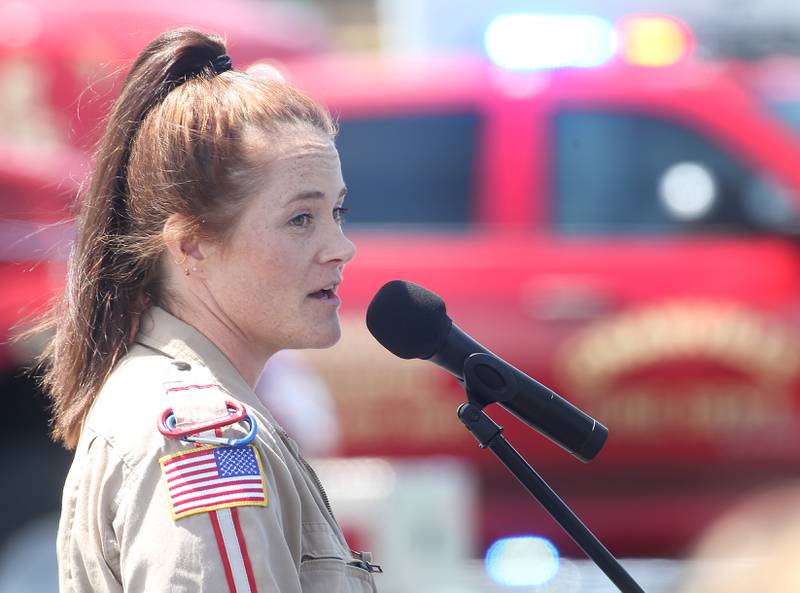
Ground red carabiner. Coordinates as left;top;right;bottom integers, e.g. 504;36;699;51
158;399;247;439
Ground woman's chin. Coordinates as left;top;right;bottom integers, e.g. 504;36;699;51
296;324;342;350
315;327;342;349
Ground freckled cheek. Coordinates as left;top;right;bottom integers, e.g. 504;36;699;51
220;239;307;300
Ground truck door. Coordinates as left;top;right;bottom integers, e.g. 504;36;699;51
527;108;800;468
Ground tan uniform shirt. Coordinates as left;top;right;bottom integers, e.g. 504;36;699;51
57;307;379;593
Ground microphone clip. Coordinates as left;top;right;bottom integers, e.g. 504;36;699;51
462;352;518;409
457;402;503;449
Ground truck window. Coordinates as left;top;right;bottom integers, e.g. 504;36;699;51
765;100;800;136
335;112;478;227
551;111;772;235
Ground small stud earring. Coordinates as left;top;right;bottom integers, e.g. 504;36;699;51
192;266;198;273
184;267;190;276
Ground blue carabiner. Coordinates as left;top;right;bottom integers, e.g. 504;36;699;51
164;412;258;448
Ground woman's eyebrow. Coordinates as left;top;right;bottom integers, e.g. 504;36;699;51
285;187;348;204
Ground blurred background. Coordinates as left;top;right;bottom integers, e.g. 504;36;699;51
2;0;800;591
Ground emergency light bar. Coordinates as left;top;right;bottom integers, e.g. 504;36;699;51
619;15;694;66
484;14;617;70
484;13;693;70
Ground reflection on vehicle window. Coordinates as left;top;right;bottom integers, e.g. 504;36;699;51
336;112;478;227
765;100;800;136
552;111;765;235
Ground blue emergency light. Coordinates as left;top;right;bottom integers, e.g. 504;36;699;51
484;535;560;586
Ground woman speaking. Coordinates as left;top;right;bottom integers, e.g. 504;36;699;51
34;27;376;592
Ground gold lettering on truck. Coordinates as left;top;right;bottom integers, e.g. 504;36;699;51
560;301;800;393
557;301;800;437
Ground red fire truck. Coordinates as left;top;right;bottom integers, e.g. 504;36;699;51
275;20;800;556
4;10;800;559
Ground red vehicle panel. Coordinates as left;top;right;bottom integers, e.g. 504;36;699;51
281;53;800;554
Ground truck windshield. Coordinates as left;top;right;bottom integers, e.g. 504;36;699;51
335;112;479;228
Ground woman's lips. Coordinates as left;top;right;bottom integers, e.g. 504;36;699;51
307;288;340;304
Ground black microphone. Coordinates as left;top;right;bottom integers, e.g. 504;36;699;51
366;280;608;462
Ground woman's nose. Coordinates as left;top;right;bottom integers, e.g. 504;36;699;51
322;225;356;264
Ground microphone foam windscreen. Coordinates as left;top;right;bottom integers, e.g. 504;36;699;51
366;280;453;360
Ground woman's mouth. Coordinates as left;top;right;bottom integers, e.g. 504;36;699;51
307;283;340;303
308;288;334;299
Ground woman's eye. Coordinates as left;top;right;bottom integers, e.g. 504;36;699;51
289;213;313;228
333;206;349;224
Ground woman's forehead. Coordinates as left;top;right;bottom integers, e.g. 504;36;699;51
250;137;343;203
246;127;338;173
245;121;333;158
272;137;339;164
268;135;341;179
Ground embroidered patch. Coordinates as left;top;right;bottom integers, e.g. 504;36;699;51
159;445;268;520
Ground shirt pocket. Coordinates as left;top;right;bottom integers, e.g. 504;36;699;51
298;523;377;593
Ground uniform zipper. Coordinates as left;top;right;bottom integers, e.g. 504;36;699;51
275;427;336;520
276;427;383;574
300;455;336;520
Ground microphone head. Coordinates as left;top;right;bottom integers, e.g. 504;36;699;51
366;280;453;359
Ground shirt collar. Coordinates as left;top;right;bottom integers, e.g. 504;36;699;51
134;306;259;408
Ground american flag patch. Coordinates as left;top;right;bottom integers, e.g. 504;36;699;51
159;445;268;520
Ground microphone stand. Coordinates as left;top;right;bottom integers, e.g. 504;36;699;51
457;355;645;593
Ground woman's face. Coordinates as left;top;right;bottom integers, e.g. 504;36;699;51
200;126;356;356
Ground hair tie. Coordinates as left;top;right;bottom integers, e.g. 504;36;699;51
211;54;233;74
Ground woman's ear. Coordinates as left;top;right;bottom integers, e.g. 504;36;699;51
162;213;206;265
